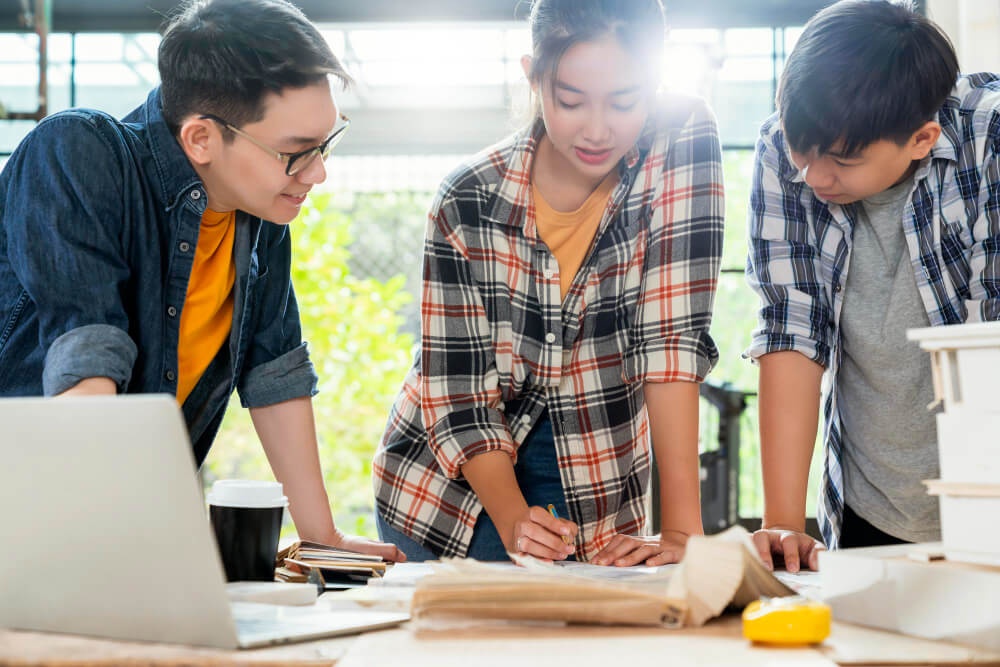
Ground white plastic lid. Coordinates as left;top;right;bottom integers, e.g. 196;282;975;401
907;321;1000;350
206;479;288;508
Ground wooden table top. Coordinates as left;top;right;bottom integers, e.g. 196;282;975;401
3;614;999;667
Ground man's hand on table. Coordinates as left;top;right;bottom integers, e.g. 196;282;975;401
752;526;825;572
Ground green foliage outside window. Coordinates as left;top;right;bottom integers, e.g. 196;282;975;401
203;193;417;536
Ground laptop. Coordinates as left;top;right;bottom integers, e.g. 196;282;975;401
0;394;408;649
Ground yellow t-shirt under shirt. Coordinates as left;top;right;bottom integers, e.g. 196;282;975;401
533;173;618;299
176;208;236;405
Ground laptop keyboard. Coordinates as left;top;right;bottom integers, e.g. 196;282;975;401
231;602;408;646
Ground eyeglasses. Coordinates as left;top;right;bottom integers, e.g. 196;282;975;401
200;113;350;176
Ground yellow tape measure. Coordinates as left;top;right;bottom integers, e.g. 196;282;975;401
742;596;831;645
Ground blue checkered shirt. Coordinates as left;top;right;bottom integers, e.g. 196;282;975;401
745;73;1000;548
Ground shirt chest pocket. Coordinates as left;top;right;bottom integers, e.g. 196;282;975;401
244;262;270;320
576;229;641;345
0;289;31;352
935;196;976;296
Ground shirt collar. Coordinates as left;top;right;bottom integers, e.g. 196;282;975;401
484;115;643;229
926;107;960;165
478;120;541;229
122;87;204;211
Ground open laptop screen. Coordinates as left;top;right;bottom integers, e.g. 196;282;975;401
0;395;407;649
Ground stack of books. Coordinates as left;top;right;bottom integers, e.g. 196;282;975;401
275;540;388;589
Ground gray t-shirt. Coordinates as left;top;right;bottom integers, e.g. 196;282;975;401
837;175;941;542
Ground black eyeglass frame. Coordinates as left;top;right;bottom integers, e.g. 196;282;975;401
199;113;350;176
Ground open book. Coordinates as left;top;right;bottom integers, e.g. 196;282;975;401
275;540;387;589
409;526;793;630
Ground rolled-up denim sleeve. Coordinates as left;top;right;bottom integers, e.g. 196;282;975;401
43;324;137;395
4;113;138;387
237;341;318;407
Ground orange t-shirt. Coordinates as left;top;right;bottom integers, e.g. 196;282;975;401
176;208;236;405
533;174;618;299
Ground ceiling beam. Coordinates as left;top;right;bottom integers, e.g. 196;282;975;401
0;1;837;32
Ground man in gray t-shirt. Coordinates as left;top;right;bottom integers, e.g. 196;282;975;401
838;175;940;544
745;0;1000;571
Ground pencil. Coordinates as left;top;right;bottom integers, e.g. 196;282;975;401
547;504;573;545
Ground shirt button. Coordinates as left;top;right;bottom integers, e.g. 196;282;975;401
179;241;191;253
834;283;842;293
545;332;556;344
190;190;202;200
543;269;555;279
167;306;177;317
521;414;531;424
165;370;176;382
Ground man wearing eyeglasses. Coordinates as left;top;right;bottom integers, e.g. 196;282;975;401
0;0;404;561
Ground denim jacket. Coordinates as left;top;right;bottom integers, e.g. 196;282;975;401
0;88;318;465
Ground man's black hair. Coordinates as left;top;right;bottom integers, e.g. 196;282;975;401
157;0;351;134
778;0;958;156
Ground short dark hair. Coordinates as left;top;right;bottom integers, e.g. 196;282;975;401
526;0;666;99
778;0;959;156
157;0;351;134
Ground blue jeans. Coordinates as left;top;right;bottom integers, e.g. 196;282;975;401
376;415;569;561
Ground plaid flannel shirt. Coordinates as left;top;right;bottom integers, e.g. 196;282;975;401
373;93;724;560
746;74;1000;549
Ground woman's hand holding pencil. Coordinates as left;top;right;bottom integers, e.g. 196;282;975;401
509;504;578;561
547;504;574;546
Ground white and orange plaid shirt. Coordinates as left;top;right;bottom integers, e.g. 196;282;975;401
373;93;724;560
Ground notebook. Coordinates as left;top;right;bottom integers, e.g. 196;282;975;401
0;394;408;649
